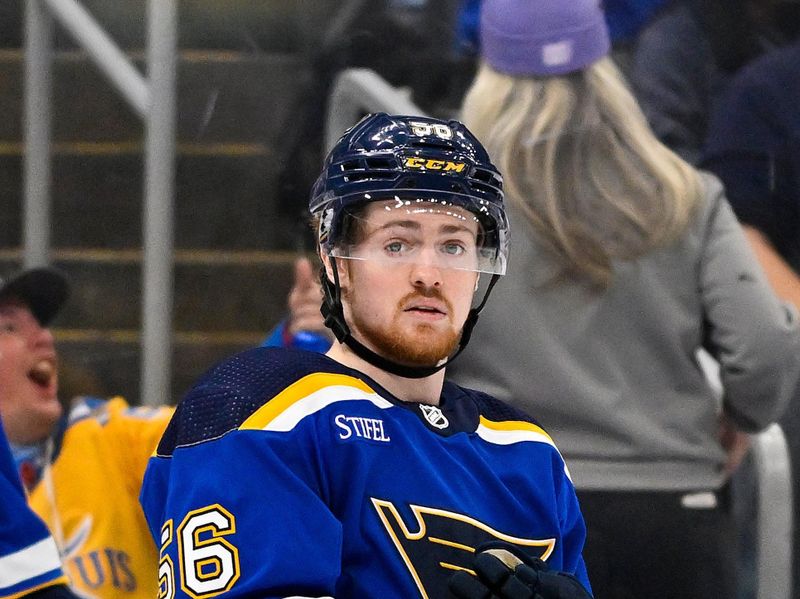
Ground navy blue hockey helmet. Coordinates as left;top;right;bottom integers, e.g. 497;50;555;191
310;113;509;275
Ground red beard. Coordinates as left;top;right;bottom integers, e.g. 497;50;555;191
348;288;461;367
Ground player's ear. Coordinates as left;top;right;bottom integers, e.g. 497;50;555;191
319;252;335;284
319;252;350;289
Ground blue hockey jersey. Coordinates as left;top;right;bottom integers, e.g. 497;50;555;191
0;420;68;598
140;348;589;598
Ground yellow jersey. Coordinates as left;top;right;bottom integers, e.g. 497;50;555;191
29;397;172;599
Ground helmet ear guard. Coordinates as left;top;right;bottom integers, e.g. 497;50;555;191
318;261;349;343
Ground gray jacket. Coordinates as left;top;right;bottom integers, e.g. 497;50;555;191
448;174;800;491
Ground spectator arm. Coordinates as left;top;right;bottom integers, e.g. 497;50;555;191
743;226;800;310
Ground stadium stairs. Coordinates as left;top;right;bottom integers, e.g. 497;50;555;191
0;0;331;403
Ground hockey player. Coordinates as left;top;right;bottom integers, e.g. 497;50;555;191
0;267;172;599
140;113;592;598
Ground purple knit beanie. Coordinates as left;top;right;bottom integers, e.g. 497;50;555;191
480;0;611;76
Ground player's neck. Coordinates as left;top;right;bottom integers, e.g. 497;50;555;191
326;342;444;405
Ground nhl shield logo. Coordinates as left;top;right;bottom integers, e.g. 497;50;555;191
419;405;449;430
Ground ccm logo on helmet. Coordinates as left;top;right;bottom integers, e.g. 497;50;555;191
404;157;467;173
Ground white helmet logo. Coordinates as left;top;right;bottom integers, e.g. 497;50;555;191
419;405;449;430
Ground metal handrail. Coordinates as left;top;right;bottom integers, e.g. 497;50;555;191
23;0;176;406
753;423;793;599
41;0;149;117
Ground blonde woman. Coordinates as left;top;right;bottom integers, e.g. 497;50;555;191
448;0;800;597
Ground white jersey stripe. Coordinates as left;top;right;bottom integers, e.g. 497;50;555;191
475;423;556;448
476;423;572;481
263;385;394;432
0;537;62;588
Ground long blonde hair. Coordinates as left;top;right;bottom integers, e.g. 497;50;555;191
460;57;703;287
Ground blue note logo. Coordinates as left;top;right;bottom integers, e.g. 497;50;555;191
335;414;391;443
372;498;555;599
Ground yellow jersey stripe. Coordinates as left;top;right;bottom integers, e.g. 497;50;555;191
477;417;571;481
478;416;553;441
241;373;392;432
476;417;555;448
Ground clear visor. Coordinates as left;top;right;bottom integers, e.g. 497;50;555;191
319;195;508;275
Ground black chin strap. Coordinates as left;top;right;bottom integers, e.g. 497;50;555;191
319;258;501;379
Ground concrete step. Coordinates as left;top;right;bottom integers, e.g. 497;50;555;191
0;147;312;251
0;249;303;332
0;50;311;143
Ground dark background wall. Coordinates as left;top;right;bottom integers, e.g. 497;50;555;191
0;0;469;404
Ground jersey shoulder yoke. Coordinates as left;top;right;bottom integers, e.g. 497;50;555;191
156;348;363;455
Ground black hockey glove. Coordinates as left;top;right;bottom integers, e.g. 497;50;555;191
448;542;592;599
